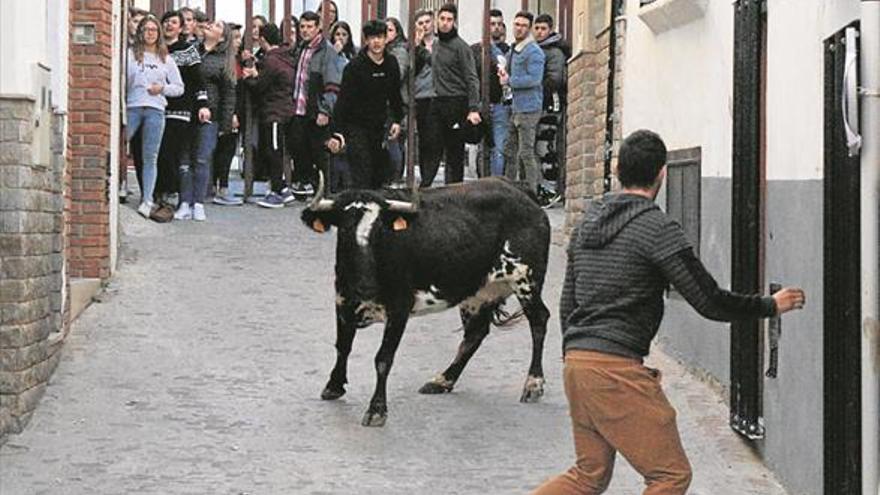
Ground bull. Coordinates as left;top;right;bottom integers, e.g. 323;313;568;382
301;177;551;427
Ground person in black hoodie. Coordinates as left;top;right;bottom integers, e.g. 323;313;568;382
175;18;237;222
243;23;298;208
532;130;806;495
153;10;207;220
327;20;403;190
414;3;481;186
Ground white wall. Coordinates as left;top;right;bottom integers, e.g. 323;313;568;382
0;1;50;98
620;0;734;177
110;0;123;274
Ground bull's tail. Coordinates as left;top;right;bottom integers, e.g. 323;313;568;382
513;181;542;205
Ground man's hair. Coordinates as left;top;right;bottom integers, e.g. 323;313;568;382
260;22;282;46
415;9;433;21
161;10;185;34
438;3;457;19
362;19;387;38
129;7;148;17
193;9;208;23
178;6;193;15
535;13;554;27
300;11;321;25
617;130;667;188
229;22;242;31
515;11;534;25
489;8;503;18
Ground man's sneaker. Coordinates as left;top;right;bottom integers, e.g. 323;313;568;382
280;188;296;204
137;201;154;219
257;192;286;209
192;203;207;221
174;203;192;220
213;187;243;206
291;181;314;196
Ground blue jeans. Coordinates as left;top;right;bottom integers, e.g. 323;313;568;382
126;107;165;204
490;103;511;176
180;122;218;205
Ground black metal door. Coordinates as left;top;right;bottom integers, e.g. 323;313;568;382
730;0;765;440
823;23;861;495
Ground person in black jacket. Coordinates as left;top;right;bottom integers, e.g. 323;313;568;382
243;23;298;208
327;20;403;190
153;10;208;219
414;3;481;186
175;18;237;222
532;130;806;495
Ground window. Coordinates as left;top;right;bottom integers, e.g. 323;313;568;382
665;147;701;256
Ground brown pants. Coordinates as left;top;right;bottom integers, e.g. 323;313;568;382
532;350;692;495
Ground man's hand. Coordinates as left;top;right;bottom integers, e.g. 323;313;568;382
198;108;212;123
232;114;239;130
242;66;258;79
316;113;330;127
388;123;401;140
773;288;806;314
467;112;482;125
498;67;509;86
414;26;424;46
148;83;164;96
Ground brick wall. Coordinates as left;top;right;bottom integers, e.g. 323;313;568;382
68;0;114;280
0;98;67;441
564;20;626;235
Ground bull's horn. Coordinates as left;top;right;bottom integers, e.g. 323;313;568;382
307;171;335;211
386;200;418;213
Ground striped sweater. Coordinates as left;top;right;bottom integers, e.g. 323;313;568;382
559;193;776;358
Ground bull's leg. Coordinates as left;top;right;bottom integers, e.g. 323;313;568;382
362;309;410;427
519;295;550;404
419;306;493;394
321;305;357;401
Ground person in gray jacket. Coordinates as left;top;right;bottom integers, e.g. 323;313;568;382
414;4;481;186
288;11;342;196
412;9;441;188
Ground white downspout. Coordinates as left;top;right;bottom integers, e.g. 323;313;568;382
861;2;880;495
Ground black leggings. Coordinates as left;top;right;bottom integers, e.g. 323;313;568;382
213;131;238;190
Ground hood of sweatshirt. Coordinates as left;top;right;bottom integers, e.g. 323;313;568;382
539;32;572;58
577;193;659;248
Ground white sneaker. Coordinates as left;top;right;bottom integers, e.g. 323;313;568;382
174;203;192;220
137;201;153;218
192;203;206;221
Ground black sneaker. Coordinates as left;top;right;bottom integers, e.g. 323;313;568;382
257;192;286;209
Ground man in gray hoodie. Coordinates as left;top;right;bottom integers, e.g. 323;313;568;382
533;130;806;495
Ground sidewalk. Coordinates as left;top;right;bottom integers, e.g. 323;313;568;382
0;188;788;494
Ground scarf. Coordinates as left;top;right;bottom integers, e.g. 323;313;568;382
294;33;323;116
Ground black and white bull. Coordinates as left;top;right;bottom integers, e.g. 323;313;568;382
301;177;551;427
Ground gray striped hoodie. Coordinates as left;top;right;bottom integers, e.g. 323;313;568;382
560;193;776;358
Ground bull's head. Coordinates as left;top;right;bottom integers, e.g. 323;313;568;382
301;173;418;239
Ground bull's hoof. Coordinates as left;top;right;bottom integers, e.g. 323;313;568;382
361;409;387;427
321;385;346;401
519;375;545;403
418;374;455;394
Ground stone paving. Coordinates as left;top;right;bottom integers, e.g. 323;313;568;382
1;190;788;494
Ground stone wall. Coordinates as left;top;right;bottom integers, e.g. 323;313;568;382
564;19;626;235
0;97;67;442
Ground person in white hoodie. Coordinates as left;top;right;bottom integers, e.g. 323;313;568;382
126;15;184;218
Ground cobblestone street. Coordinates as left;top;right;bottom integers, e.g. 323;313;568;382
1;192;788;494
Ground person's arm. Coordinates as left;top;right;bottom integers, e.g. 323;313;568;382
559;242;578;335
330;59;355;136
659;247;777;321
460;42;481;112
414;44;430;74
163;58;185;98
509;47;544;90
219;73;237;132
388;59;404;125
544;48;565;92
319;44;342;118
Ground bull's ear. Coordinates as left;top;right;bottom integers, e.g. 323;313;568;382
381;210;417;232
301;209;337;233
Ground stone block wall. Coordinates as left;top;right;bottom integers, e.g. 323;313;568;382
564;20;626;235
0;97;67;442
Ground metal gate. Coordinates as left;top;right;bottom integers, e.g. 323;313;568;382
823;22;862;495
730;0;765;440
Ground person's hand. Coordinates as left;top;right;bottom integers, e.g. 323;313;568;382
334;39;344;53
414;26;424;46
198;108;212;123
467;112;481;125
242;66;258;79
241;49;254;61
232;114;239;130
498;67;509;86
773;288;806;314
388;123;401;140
316;113;330;127
148;83;164;95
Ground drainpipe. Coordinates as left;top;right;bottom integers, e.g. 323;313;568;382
602;0;624;192
861;2;880;494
